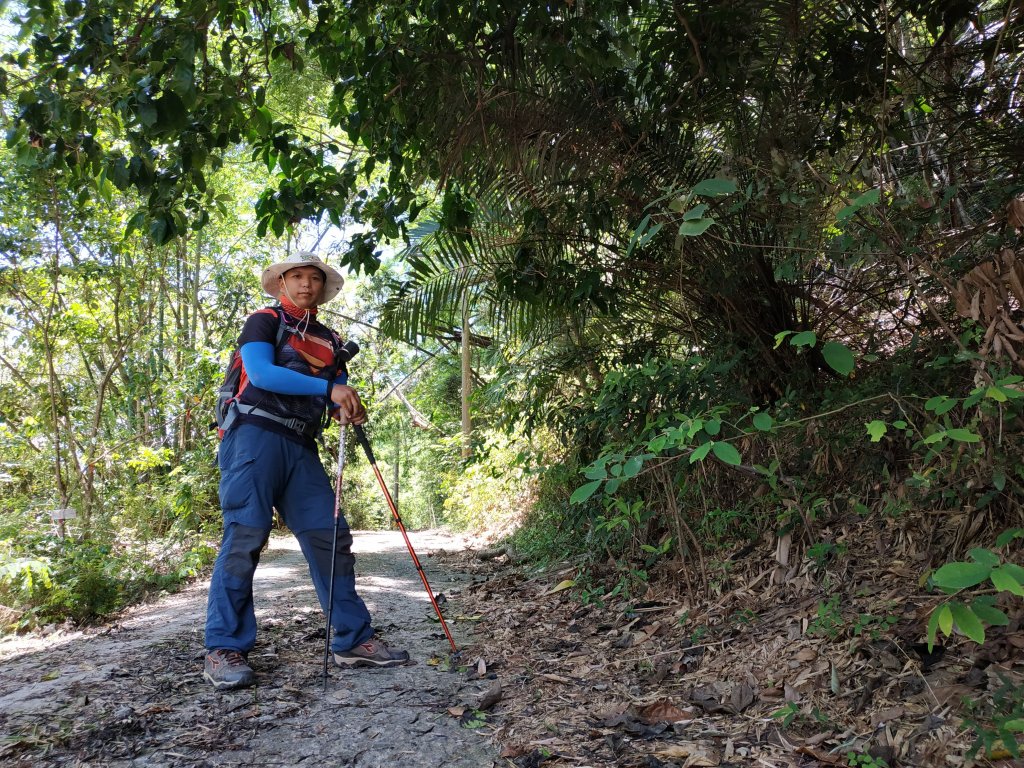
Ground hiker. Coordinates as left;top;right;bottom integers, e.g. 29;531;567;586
204;251;408;691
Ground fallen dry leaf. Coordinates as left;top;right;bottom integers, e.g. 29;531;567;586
1008;197;1024;230
543;579;575;596
651;742;721;765
636;698;692;724
477;680;502;711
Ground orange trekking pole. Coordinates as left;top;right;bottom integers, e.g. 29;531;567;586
352;424;458;654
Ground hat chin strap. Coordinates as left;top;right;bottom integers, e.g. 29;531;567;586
279;282;317;339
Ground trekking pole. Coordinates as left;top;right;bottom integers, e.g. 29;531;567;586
323;423;348;690
352;424;459;655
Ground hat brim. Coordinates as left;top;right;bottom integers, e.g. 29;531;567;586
261;261;344;304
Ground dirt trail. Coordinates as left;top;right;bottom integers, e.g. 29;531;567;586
0;531;498;767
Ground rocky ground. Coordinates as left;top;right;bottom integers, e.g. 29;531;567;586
0;531;498;768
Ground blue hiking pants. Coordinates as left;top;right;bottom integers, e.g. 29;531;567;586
205;423;374;654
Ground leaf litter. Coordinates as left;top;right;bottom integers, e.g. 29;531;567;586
435;515;1024;767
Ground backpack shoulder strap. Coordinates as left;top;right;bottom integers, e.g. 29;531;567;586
272;306;289;346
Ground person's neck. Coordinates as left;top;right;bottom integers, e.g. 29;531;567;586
279;296;318;319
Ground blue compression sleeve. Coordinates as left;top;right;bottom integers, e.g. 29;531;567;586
240;342;335;396
327;372;348;411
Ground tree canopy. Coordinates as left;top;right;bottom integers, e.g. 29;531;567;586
2;0;1023;646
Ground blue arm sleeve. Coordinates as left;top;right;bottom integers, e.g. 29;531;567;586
240;342;333;396
326;370;349;411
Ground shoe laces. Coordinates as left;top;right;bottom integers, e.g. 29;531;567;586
220;650;247;666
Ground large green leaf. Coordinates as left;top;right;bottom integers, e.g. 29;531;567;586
866;420;887;442
990;567;1024;596
931;562;992;590
790;331;817;348
836;188;880;221
949;602;985;643
689;442;712;463
821;341;854;375
678;218;714;236
712;442;741;466
691;178;737;197
570;480;602;504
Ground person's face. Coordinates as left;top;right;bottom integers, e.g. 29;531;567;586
280;265;325;309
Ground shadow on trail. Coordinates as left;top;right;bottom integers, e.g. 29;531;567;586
0;532;497;768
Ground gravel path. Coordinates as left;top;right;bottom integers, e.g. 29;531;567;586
0;531;498;767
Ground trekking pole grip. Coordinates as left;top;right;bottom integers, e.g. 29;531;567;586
353;424;376;464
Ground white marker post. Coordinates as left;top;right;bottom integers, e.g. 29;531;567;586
48;507;76;538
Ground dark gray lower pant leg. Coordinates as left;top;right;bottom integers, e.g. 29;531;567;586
296;527;373;651
205;523;270;652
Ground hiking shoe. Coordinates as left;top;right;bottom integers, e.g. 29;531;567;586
203;649;255;690
334;635;410;668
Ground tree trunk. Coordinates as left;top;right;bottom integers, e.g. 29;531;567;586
461;291;472;459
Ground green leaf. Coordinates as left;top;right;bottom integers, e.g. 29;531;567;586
1002;563;1024;582
931;561;992;590
990;567;1024;596
821;341;855;375
773;331;793;349
968;601;1008;627
712;442;742;466
622;456;643;479
937;604;953;637
993;469;1007;492
995;528;1024;547
836;188;881;221
752;413;773;432
691;178;737;197
985;386;1008;402
866;420;888;442
950;602;985;643
584;464;607;480
678;218;714;236
124;211;147;236
137;100;157;128
966;548;999;569
570;480;602;504
682;204;708;220
946;428;981;443
689;442;712;463
636;222;663;248
704;418;722;436
1004;719;1024;732
969;548;1000;567
647;435;667;452
790;331;817;348
925;396;957;415
545;579;575;595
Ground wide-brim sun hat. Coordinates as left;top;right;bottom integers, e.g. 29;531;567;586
261;251;345;304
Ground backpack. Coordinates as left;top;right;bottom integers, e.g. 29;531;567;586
214;307;342;438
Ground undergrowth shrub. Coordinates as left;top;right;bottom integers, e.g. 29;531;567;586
441;429;538;533
0;506;217;632
507;459;584;564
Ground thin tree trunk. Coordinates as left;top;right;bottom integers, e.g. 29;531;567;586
461;290;472;459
